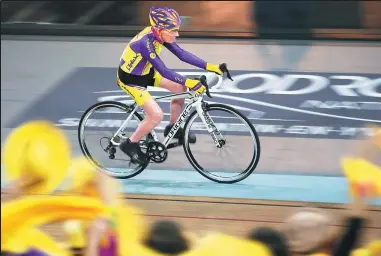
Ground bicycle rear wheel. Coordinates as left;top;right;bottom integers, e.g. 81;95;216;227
78;101;152;179
183;103;260;184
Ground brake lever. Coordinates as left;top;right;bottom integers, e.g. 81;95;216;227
199;75;212;98
219;63;233;81
205;87;212;98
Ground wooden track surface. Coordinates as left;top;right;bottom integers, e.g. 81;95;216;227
2;192;380;249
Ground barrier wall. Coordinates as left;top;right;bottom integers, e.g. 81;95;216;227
1;1;381;40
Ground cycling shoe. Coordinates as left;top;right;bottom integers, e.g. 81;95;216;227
119;138;147;165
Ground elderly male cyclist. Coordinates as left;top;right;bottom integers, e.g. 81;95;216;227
117;6;225;164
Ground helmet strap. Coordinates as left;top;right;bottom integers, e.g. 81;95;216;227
151;26;164;44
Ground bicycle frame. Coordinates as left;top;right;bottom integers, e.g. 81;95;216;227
109;91;224;148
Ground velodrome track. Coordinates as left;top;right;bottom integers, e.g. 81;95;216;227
1;36;380;245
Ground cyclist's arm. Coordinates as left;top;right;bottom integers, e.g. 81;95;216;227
141;38;188;86
164;42;207;70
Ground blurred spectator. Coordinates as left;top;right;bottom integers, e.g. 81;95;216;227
283;189;371;255
2;120;71;196
143;220;190;255
247;227;290;256
351;238;381;256
283;207;336;254
62;156;146;256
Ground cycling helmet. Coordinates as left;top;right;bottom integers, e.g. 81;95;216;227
149;6;181;30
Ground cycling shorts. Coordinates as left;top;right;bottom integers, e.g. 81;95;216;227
117;67;163;106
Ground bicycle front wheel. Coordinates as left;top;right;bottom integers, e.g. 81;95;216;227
183;103;261;184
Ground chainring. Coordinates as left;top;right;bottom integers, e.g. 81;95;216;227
146;141;168;163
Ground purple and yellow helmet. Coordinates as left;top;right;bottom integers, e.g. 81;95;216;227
149;6;181;31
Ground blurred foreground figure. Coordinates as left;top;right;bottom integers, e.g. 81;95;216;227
143;220;190;255
247;227;290;256
2;194;109;256
183;232;273;256
62;156;148;256
283;140;381;256
351;238;381;256
1;120;103;255
2;120;71;195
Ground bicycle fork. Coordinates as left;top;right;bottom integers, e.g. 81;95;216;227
196;102;226;148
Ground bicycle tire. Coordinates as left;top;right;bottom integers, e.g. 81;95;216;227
182;103;261;184
78;100;151;179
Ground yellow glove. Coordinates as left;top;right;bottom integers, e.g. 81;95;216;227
185;79;206;96
206;63;223;75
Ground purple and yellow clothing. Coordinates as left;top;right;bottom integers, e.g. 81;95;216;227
1;248;50;256
62;156;148;256
119;26;207;84
1;195;109;256
117;26;209;106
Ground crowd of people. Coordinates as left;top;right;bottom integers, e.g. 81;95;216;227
1;120;380;256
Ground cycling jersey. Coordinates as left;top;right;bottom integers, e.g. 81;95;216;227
118;26;208;87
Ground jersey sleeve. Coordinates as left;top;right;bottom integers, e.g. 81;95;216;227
140;37;187;86
164;42;207;70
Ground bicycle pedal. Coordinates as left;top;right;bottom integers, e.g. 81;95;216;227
128;158;146;167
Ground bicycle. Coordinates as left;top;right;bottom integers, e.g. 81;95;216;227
78;64;261;184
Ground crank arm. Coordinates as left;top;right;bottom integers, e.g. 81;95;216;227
167;141;182;149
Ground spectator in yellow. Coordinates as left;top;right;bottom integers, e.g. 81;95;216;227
62;156;148;256
283;157;380;256
2;120;71;195
351;238;381;256
1;120;79;255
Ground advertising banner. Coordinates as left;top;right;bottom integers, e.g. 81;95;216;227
6;68;380;139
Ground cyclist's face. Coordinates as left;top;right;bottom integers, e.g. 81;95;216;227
160;29;179;43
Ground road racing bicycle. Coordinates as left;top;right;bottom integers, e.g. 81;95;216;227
78;64;261;183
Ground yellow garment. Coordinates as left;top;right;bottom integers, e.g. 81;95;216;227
118;72;162;106
2;120;71;194
180;233;272;256
367;239;381;255
24;229;70;256
2;228;69;255
63;220;86;248
341;157;381;198
62;156;148;255
351;248;371;256
351;239;381;256
123;242;165;256
1;195;107;251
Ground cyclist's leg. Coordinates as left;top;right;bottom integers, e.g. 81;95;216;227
154;74;187;125
129;97;163;143
119;81;163;142
118;80;163;162
152;72;196;143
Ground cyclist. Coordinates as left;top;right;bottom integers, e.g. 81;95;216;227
117;6;225;164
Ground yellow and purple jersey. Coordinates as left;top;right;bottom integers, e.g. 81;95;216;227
119;26;208;86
